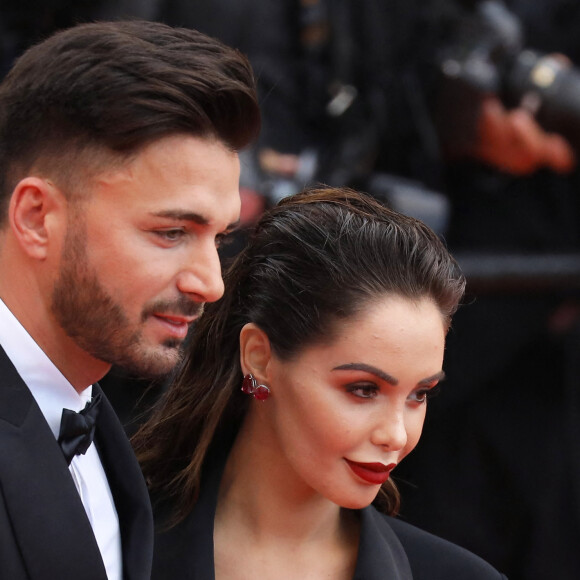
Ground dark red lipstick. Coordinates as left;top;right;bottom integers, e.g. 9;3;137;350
345;459;396;485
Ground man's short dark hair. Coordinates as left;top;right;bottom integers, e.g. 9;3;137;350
0;20;261;217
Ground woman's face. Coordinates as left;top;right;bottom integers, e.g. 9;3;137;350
264;295;446;509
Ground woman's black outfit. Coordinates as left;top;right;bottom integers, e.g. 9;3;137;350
151;439;507;580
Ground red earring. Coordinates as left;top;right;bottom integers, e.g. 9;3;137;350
241;373;270;401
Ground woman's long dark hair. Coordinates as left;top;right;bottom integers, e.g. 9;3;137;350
133;187;465;521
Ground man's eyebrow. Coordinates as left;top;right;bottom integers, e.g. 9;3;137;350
333;363;398;385
224;219;241;233
151;210;240;231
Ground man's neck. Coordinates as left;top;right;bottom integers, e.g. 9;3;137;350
0;293;110;392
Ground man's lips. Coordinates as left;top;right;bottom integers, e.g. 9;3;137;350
151;313;198;339
155;314;197;325
345;459;397;485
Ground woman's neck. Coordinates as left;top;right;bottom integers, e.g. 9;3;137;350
213;413;359;579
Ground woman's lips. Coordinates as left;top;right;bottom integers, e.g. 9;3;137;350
345;459;396;485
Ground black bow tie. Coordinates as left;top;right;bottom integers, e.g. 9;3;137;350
58;393;102;466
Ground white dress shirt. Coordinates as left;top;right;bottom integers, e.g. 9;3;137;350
0;298;122;580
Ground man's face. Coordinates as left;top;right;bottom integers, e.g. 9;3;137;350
51;135;241;378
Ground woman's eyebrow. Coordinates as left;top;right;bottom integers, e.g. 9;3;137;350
333;363;398;385
333;364;446;386
418;371;446;386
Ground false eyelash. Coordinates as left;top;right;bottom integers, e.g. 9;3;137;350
425;384;441;399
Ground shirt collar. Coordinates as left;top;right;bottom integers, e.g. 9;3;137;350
0;297;93;438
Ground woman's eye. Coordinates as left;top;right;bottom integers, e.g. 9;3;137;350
347;383;379;399
410;390;428;404
409;385;440;404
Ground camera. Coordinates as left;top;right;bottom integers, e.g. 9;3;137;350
437;0;580;152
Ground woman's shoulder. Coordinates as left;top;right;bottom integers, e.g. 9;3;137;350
361;507;508;579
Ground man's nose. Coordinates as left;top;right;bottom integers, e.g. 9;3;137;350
176;243;225;304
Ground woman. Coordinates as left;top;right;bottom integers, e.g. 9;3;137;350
134;188;506;579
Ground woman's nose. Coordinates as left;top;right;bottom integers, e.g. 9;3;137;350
370;408;408;451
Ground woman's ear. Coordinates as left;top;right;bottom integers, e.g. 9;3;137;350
240;322;272;382
9;177;66;260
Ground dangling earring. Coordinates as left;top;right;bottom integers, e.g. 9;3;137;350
241;373;270;401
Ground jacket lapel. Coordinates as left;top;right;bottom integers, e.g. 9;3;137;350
353;507;413;580
0;346;108;580
94;382;154;580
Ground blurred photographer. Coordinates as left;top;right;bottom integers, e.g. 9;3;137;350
248;0;576;206
435;0;579;176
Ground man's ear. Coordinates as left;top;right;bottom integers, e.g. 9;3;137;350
240;322;272;383
9;177;66;259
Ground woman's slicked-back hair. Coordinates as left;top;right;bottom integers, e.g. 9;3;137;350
0;20;260;220
238;187;464;357
134;187;465;520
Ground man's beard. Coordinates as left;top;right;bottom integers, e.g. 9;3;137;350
50;221;199;379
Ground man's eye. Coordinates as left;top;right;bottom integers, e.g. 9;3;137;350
156;229;184;241
215;233;228;248
347;383;379;399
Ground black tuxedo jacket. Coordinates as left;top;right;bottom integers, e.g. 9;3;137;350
0;345;153;580
151;440;507;580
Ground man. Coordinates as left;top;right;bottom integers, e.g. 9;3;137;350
0;20;260;580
